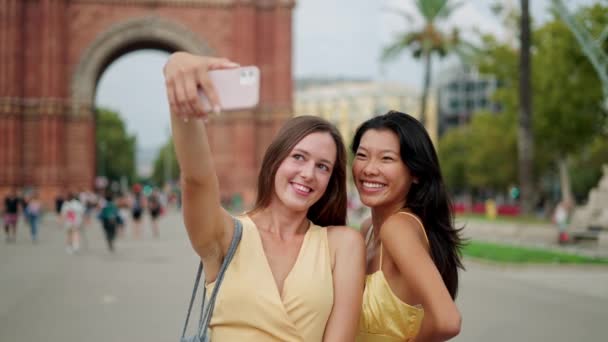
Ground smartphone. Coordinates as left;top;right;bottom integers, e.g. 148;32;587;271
199;66;260;112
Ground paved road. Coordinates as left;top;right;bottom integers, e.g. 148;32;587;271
1;211;607;341
455;263;608;341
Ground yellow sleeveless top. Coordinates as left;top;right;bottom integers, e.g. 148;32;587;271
205;215;334;341
357;212;428;342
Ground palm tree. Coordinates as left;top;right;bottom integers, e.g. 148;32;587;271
382;0;462;127
518;0;534;215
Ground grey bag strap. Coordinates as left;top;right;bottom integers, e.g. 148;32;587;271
180;218;243;341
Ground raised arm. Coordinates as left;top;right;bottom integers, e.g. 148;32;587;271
323;226;366;342
380;214;461;342
163;52;239;281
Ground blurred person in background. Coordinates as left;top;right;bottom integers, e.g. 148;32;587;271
54;190;65;225
61;193;85;254
55;191;65;215
98;191;120;252
147;189;162;238
24;191;42;243
131;184;146;239
80;190;99;228
116;191;130;238
553;200;572;244
3;187;21;243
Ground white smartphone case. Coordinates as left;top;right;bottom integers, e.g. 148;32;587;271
199;66;260;112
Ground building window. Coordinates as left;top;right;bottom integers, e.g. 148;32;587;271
450;99;460;111
466;99;475;110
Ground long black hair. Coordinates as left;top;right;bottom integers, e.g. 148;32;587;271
351;110;464;299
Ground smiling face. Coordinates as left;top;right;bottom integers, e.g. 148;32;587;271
352;129;417;210
271;132;337;213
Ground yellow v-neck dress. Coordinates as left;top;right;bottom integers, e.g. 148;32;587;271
357;212;427;342
205;215;334;342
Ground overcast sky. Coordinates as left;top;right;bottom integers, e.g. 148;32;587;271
95;0;595;152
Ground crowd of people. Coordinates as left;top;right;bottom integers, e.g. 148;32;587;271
2;184;174;253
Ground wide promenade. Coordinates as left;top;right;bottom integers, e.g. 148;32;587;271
1;211;606;341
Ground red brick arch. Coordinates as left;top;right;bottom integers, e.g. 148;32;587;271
0;0;294;205
71;15;214;111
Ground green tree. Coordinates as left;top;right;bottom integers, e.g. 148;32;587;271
438;126;468;192
439;112;517;194
152;138;180;186
474;4;607;204
95;108;137;184
532;16;605;204
465;112;518;191
382;0;461;127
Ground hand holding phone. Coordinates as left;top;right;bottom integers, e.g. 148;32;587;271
199;66;260;113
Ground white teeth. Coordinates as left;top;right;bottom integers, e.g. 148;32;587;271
293;183;312;193
362;181;385;189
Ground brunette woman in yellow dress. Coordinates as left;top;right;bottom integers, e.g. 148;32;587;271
163;53;365;341
352;111;463;341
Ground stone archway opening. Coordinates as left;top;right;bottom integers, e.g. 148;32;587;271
94;48;173;189
71;15;213;115
70;16;213;191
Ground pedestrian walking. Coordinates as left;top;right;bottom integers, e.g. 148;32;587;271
553;200;571;244
24;192;42;243
3;188;21;243
98;192;120;252
61;193;85;254
148;189;162;238
130;184;145;239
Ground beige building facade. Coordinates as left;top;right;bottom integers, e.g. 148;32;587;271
294;81;437;146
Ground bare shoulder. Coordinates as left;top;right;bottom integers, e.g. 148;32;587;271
326;226;365;261
326;225;365;248
380;212;428;250
326;225;366;273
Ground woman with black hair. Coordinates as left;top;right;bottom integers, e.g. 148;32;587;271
352;111;463;342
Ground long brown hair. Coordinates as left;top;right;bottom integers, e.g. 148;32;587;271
249;115;347;226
